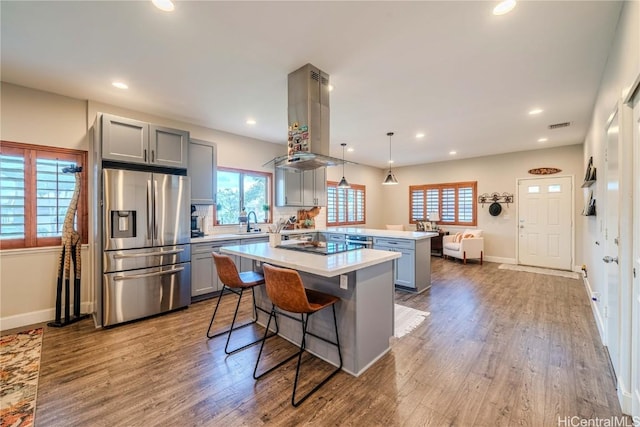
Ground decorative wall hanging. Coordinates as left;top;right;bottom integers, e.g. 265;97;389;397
478;192;514;207
528;167;562;175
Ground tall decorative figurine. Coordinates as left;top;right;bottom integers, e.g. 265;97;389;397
48;165;87;327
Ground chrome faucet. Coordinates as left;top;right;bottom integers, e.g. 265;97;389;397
246;211;257;232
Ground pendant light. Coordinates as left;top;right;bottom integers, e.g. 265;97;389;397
337;143;351;189
382;132;399;185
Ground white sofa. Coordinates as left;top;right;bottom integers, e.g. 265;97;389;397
442;229;484;265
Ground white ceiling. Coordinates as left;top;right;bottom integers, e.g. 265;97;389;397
1;1;622;168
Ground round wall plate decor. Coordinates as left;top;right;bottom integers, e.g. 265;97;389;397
489;202;502;216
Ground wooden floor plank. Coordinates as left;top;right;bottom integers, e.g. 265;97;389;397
11;258;624;426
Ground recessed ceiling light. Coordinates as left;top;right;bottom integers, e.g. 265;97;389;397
112;81;128;89
529;108;544;115
347;147;354;152
538;137;548;142
449;151;457;155
493;0;516;15
152;0;174;12
246;119;256;125
416;133;425;139
328;84;334;92
388;160;394;164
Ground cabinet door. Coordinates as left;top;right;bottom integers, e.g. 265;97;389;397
302;170;316;206
102;114;148;165
192;251;218;296
276;168;304;206
395;248;416;288
313;167;327;206
149;125;189;169
189;140;216;204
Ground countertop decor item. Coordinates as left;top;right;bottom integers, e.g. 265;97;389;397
528;167;562;175
382;132;398;185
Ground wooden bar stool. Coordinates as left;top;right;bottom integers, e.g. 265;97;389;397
253;263;343;407
206;253;277;354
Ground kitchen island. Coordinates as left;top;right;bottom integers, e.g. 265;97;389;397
220;242;401;376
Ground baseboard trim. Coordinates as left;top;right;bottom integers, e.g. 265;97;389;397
0;302;93;332
617;376;633;415
583;276;606;344
484;256;516;264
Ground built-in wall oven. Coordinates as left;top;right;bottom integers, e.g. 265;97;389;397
345;234;373;248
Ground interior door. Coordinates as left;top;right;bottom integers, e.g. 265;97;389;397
631;88;640;417
604;108;621;378
517;176;573;270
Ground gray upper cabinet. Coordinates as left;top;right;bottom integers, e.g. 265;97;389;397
101;114;148;165
189;139;217;205
275;167;326;207
149;125;189;168
101;114;188;169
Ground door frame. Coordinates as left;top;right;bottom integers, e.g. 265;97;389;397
623;73;640;418
515;175;575;271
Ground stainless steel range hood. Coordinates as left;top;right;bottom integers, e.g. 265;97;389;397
266;63;346;171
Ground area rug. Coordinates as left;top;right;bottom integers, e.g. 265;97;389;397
0;328;43;427
394;304;430;338
498;264;580;279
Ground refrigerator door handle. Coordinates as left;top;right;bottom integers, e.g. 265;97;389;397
146;179;153;239
113;248;185;259
113;266;185;281
153;179;159;240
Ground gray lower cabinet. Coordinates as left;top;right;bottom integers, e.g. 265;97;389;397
323;232;345;243
373;237;431;293
189;139;216;204
275;167;326;207
101;113;188;169
191;240;240;298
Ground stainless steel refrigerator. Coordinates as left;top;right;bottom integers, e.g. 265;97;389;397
102;168;191;326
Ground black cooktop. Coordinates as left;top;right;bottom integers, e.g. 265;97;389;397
277;242;362;255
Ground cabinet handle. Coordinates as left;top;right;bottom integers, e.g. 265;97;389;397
144;149;147;162
151;150;155;163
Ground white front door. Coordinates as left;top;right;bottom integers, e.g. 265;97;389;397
517;176;573;270
604;107;621;379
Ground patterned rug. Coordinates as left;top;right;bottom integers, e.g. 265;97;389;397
394;304;430;338
498;263;580;279
0;328;43;427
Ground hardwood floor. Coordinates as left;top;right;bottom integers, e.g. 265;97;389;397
19;258;627;426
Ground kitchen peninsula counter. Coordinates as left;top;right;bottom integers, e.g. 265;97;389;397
220;243;401;376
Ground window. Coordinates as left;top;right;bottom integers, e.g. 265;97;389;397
326;182;366;226
0;141;87;249
410;181;477;226
216;167;271;225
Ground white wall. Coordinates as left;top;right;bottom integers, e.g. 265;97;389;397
379;144;584;264
0;83;90;329
581;0;639;415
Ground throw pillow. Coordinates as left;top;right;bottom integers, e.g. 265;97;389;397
463;233;474;239
454;232;463;243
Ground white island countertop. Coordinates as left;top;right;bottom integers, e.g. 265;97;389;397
325;227;438;240
220;242;401;278
192;228;437;244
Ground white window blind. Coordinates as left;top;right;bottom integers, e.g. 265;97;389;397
0;154;26;239
327;182;365;226
409;182;477;226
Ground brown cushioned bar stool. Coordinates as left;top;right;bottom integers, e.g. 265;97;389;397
206;253;278;354
253;263;343;407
